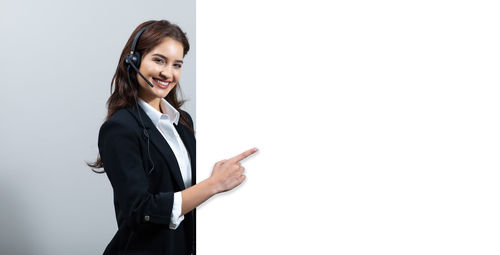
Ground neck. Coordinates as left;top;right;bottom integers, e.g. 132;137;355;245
138;94;162;113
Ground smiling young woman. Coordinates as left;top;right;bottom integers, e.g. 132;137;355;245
88;20;257;255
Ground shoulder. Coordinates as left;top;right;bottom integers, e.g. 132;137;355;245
98;108;140;141
108;108;138;125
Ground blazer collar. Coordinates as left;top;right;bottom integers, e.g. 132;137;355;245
126;105;193;190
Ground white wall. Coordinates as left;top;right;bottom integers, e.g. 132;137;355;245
197;1;500;254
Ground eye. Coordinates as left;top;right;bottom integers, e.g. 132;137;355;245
153;57;165;64
174;63;183;68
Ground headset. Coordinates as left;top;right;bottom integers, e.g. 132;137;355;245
125;23;156;175
125;24;155;88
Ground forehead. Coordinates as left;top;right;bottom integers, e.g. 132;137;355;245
148;37;184;58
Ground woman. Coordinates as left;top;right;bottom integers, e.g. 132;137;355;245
89;20;257;255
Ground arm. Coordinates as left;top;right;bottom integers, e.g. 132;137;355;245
180;148;258;216
98;119;175;229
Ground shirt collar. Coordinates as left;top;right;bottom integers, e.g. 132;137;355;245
138;98;180;125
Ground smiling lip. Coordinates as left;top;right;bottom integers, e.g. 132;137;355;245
152;78;171;89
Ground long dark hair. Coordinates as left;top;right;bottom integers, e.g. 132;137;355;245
88;20;193;172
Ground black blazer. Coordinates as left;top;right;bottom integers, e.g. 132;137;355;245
98;105;196;255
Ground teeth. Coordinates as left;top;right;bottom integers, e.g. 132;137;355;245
155;79;169;86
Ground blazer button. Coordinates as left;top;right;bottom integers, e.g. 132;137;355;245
144;215;150;221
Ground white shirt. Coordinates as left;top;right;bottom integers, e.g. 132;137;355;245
138;98;192;230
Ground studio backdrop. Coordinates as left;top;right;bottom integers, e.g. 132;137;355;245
0;0;195;254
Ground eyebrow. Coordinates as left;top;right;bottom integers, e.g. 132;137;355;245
152;53;183;64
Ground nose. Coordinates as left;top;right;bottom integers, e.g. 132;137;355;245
159;66;173;80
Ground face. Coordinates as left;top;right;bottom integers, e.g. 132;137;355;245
136;37;184;108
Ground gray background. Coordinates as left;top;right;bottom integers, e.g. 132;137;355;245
0;0;195;254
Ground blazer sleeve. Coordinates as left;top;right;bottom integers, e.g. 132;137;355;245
98;119;174;230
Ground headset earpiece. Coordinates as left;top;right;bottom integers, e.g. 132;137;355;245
125;51;142;68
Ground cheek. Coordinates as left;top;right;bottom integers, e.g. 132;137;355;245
147;65;160;74
174;70;181;80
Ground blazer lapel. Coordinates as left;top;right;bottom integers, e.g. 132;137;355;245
127;106;186;190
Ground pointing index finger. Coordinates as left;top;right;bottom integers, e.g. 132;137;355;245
230;147;258;163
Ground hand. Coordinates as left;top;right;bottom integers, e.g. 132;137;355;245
210;147;258;193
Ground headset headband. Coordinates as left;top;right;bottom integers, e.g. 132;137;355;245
130;24;152;54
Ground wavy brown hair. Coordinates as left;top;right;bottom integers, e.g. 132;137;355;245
88;20;193;172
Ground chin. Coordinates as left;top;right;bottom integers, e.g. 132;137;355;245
154;88;173;98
